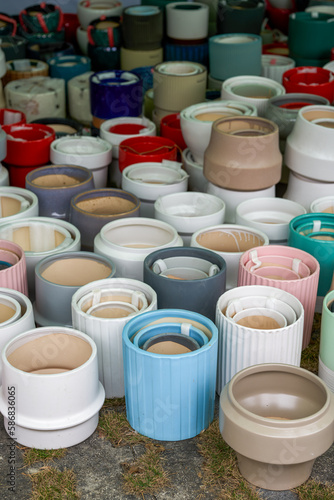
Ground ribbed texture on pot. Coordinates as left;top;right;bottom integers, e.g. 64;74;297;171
319;357;334;392
0;240;28;296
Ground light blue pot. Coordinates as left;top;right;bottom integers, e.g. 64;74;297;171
133;321;209;350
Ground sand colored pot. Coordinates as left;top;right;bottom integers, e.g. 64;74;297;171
34;252;115;327
0;186;38;222
238;244;320;349
220;363;334;490
72;278;157;398
122;308;218;440
215;285;304;394
0;326;105;449
182;148;207;192
204;116;282;191
0;239;28;296
191;224;269;289
94;217;183;280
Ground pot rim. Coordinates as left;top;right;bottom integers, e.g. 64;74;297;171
25;164;94;191
70;188;141;217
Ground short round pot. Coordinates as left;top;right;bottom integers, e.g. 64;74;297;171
25;164;95;220
318;289;334;391
87;16;122;47
19;4;63;34
118;135;178;172
77;0;123;29
282;67;334;103
261;54;295;83
220;363;334;490
94;217;183;280
70;188;140;251
160;113;187;151
0;326;105;449
30;117;83;138
48;54;91;84
0;239;28;296
284;171;334;210
144;246;226;321
122;308;218;440
217;0;265;35
310;196;334;214
0;186;38;222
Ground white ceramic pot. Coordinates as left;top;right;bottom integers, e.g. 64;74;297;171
235;197;306;243
283;171;334;210
94;217;183;280
191;224;269;289
122;161;188;218
50;136;112;188
68;71;93;126
261;54;295;83
100;117;156;159
182;148;207;192
180;100;257;164
221;76;285;117
206;181;276;223
72;278;157;398
77;0;123;29
154;192;226;245
76;26;89;55
310;196;334;214
0;326;105;449
166;2;209;40
0;186;38;222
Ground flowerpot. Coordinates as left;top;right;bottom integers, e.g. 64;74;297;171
221;75;285;117
219;363;334;490
30;117;82;138
180;101;257;164
94;217;183;280
25;164;94;220
0;36;27;61
134;322;208;351
0;217;81;299
0;240;28;296
50;136;112;189
235;197;306;244
203;116;282;191
77;0;123;29
282;67;334;103
191;224;269;289
206;181;276;223
284;171;334;210
318;289;334;391
76;26;89;55
182;148;207;192
19;4;63;34
0;108;26;127
87;16;122;47
261;54;295;83
154;192;226;245
2;58;49;87
48;55;91;84
122;308;218;440
67;71;93;126
34;251;115;327
26;41;75;63
217;0;265;35
122;6;163;50
160;113;187;151
164;40;209;66
310;196;334;214
238;244;320;348
118;136;178;172
288;12;334;61
120;47;163;71
100;117;156;159
72;278;157;398
121;161;188;218
0;326;105;449
144;246;226;321
0;187;38;222
88;44;120;72
69;188;140;251
63;13;80;46
166;2;209;40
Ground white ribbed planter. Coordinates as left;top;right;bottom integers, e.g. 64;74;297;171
100;117;156;159
72;278;157;398
182;148;207;192
0;187;38;222
310;196;334;214
121;161;188;218
180;100;257;164
261;55;295;83
236;197;306;243
94;217;183;280
0;326;105;449
50;136;112;188
284;171;334;210
154;192;226;245
191;224;269;289
216;285;304;394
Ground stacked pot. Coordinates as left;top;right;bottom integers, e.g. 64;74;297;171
87;15;122;71
18;3;65;47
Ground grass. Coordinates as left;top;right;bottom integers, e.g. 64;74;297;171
102;397;126;411
300;313;321;374
294;479;334;499
28;466;79;500
22;448;67;467
98;407;150;447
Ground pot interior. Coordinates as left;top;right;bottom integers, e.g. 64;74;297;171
104;223;174;248
196;229;265;253
0;300;18;324
31;174;81;187
0;225;69;252
47;124;78;134
216;118;275;135
79;290;148;313
0;196;24;217
302;109;334;123
76;196;136;215
230;84;277;99
7;333;92;374
41;258;112;286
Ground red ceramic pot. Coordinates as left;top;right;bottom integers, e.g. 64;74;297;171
282;66;334;103
265;0;294;34
118;136;178;172
2;124;55;167
0;109;26;127
63;13;80;46
160;113;187;151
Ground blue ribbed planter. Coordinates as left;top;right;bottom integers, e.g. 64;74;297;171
164;42;208;66
122;309;218;440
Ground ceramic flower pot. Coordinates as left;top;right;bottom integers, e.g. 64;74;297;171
215;284;304;393
282;67;334;103
284;171;334;210
121;161;188;218
76;26;89;55
87;16;122;47
191;224;269;289
318;289;334;391
25;164;95;220
182;148;207;192
94;217;183;280
77;0;123;29
160;113;187;151
72;278;157;398
19;4;63;34
310;196;334;214
166;2;209;40
122;5;163;50
0;36;27;62
118;136;178;172
144;246;226;321
0;326;105;449
0;239;28;296
238;244;320;348
48;55;91;84
122;308;218;440
0;187;38;222
88;43;120;73
70;188;140;251
204;116;282;191
261;54;295;83
0;108;26;127
67;71;93;125
154;192;226;245
30;117;83;138
34;251;115;327
217;0;265;35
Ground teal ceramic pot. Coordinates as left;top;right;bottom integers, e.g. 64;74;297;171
88;44;120;71
288;213;334;297
87;16;122;47
0;36;27;61
48;55;91;84
217;0;265;35
289;12;334;61
19;4;63;34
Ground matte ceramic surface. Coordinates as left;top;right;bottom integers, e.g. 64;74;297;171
77;0;123;29
0;187;38;222
30;117;83;138
284;171;334;210
319;290;334;390
182;148;207;192
0;239;28;296
310;196;334;214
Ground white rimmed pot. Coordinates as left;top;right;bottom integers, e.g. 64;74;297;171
0;239;28;296
180;100;257;164
121;161;188;218
100;117;156;159
0;187;38;222
122;308;218;440
50;136;112;188
191;224;269;289
0;326;105;449
207;181;276;223
221;75;286;117
236;197;306;244
154;192;226;245
72;278;157;398
220;363;334;490
94;217;183;280
261;54;295;83
77;0;123;29
215;285;304;394
182;148;207;192
310;196;334;214
34;252;115;328
284;171;334;209
0;217;81;299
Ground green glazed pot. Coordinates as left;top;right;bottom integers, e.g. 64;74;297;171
19;3;63;34
87;16;121;47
